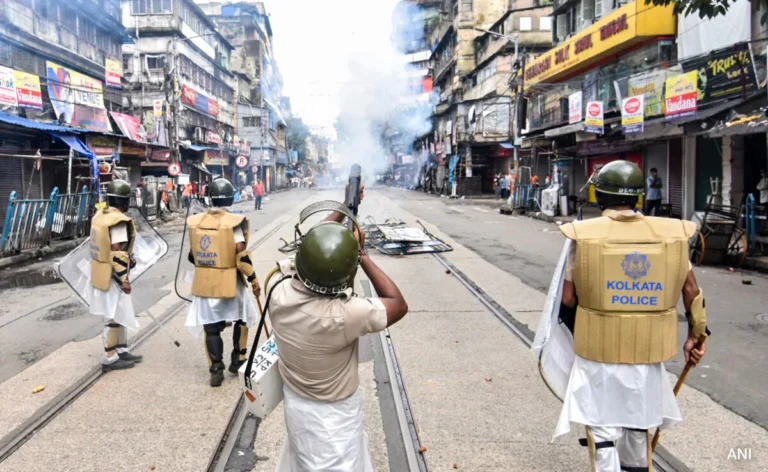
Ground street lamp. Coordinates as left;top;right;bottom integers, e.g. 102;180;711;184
473;28;519;65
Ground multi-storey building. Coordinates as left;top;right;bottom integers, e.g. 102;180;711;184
121;0;236;184
198;0;288;190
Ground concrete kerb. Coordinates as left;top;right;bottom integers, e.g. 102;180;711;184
0;239;83;270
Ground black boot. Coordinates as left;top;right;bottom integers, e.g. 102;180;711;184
102;358;135;372
210;362;225;387
118;352;143;363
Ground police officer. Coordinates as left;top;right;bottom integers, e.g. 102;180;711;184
555;160;709;471
89;179;142;372
184;178;260;387
266;189;409;470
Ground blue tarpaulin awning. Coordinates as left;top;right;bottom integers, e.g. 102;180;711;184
499;143;514;149
0;110;86;133
51;133;99;192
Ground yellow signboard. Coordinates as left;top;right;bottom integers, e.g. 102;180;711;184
664;71;699;119
524;1;676;86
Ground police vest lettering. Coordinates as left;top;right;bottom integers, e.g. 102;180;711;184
186;209;249;299
559;210;696;364
89;208;135;291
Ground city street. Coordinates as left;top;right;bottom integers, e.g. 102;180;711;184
0;188;765;471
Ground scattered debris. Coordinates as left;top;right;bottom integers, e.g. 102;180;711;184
485;378;492;382
150;466;156;470
32;385;45;394
743;279;753;285
453;464;459;469
445;269;451;275
419;446;427;453
361;217;453;256
729;268;735;272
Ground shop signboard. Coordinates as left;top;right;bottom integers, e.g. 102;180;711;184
584;101;604;134
0;66;18;107
568;91;583;124
665;71;698;119
181;84;219;117
680;42;758;104
240;141;249;154
621;95;644;134
110;111;143;141
153;99;163;117
119;139;148;158
627;69;668;117
87;135;118;157
14;70;43;109
105;58;122;89
206;130;222;145
151;149;171;162
205;150;228;166
46;61;111;132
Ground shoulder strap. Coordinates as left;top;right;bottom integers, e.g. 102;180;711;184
243;275;293;389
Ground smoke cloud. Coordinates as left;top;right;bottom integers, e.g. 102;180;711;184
334;0;434;184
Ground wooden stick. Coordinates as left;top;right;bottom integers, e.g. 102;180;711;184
651;334;707;451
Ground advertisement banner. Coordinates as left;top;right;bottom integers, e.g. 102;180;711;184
568;91;583;124
239;141;249;154
105;58;122;89
14;70;42;109
621;95;645;134
627;69;669;117
181;84;219;117
110;111;144;142
584;101;604;134
206;130;222;145
0;66;18;107
665;71;698;119
681;42;758;104
153;99;163;117
46;61;111;131
119;139;148;158
87;135;118;157
205;150;228;166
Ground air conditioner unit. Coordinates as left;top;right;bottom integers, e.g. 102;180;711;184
195;127;205;142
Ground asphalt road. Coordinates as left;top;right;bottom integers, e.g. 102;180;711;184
380;187;768;432
0;190;312;384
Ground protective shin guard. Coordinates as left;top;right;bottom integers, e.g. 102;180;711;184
582;426;621;471
103;323;121;361
618;429;652;472
230;321;248;373
203;322;225;371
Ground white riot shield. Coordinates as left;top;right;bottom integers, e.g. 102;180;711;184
532;239;576;401
174;199;210;302
56;208;169;307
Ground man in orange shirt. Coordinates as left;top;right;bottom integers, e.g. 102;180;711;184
182;183;193;208
254;180;264;210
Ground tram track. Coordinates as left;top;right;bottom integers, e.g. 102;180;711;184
431;253;694;472
0;202;303;468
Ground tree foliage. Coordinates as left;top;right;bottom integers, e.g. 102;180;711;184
285;116;310;160
646;0;768;24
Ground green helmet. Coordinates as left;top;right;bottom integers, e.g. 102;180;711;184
595;160;644;196
295;222;360;295
106;179;131;209
209;178;235;207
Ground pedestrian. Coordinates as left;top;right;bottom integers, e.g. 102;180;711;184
501;174;511;200
757;170;768;204
645;167;663;216
556;160;708;472
266;184;408;469
494;174;501;199
532;174;540;188
183;183;192;208
88;180;143;372
183;179;260;387
545;174;551;187
254;180;264;210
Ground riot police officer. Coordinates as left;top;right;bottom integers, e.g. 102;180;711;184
555;161;708;472
184;178;260;387
89;179;142;372
265;190;409;469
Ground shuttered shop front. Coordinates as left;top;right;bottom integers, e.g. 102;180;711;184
668;139;684;217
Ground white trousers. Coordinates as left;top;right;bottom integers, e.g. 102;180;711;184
586;426;651;472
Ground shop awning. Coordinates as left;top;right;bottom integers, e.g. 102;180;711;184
544;122;584;138
708;120;768;138
182;144;210;152
499;143;514;149
192;162;211;175
0;111;85;133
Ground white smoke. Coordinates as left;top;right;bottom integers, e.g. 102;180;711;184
334;0;434;184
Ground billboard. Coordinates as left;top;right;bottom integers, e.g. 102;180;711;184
46;61;111;132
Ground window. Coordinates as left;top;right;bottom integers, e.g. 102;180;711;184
595;0;604;18
146;55;166;71
519;17;532;31
123;55;133;75
540;17;553;31
582;0;595;27
152;0;171;14
243;116;261;128
556;14;567;40
575;2;582;32
132;0;148;15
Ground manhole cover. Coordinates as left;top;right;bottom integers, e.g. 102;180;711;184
756;314;768;324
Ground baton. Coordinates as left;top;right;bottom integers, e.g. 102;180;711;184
255;294;271;338
651;334;707;451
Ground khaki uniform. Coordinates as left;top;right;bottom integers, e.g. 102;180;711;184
555;210;697;472
266;260;386;470
89;208;137;364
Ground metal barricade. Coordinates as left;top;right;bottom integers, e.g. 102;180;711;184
0;187;95;255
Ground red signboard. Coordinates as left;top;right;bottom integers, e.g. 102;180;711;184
167;162;181;176
206;131;222;145
110;112;142;141
151;149;171;162
181;84;219;117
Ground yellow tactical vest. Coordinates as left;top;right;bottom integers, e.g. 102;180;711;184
90;208;135;291
560;210;697;364
187;209;250;299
